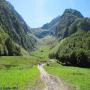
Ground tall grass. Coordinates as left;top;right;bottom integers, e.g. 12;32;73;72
0;56;40;90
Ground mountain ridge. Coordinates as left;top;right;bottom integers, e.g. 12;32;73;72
0;0;37;55
32;9;84;38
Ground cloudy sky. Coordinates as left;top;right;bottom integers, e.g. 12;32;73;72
7;0;90;28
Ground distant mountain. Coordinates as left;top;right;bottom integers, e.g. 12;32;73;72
0;0;37;55
31;16;61;38
33;9;84;38
42;16;61;30
50;9;84;38
31;28;49;38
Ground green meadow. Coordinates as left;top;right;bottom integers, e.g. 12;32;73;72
0;56;43;90
31;46;50;62
45;62;90;90
31;36;58;62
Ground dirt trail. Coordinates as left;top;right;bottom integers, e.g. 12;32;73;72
38;64;74;90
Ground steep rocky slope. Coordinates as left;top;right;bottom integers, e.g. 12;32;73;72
0;0;37;55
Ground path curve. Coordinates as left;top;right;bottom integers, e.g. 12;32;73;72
38;64;73;90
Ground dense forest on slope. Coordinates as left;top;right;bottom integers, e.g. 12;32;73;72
0;27;21;55
46;9;90;67
0;0;37;55
49;28;90;67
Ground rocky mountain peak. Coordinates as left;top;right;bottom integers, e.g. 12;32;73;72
63;9;84;18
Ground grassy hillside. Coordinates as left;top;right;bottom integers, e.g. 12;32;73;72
31;46;50;62
31;36;58;62
45;62;90;90
49;30;90;67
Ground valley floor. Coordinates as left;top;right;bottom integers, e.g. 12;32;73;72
0;57;90;90
45;61;90;90
38;64;74;90
0;56;44;90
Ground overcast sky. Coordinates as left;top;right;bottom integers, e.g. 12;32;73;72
7;0;90;28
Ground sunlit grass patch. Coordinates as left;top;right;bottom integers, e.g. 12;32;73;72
45;62;90;90
0;56;41;90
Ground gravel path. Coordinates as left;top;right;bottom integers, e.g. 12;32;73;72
38;64;73;90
